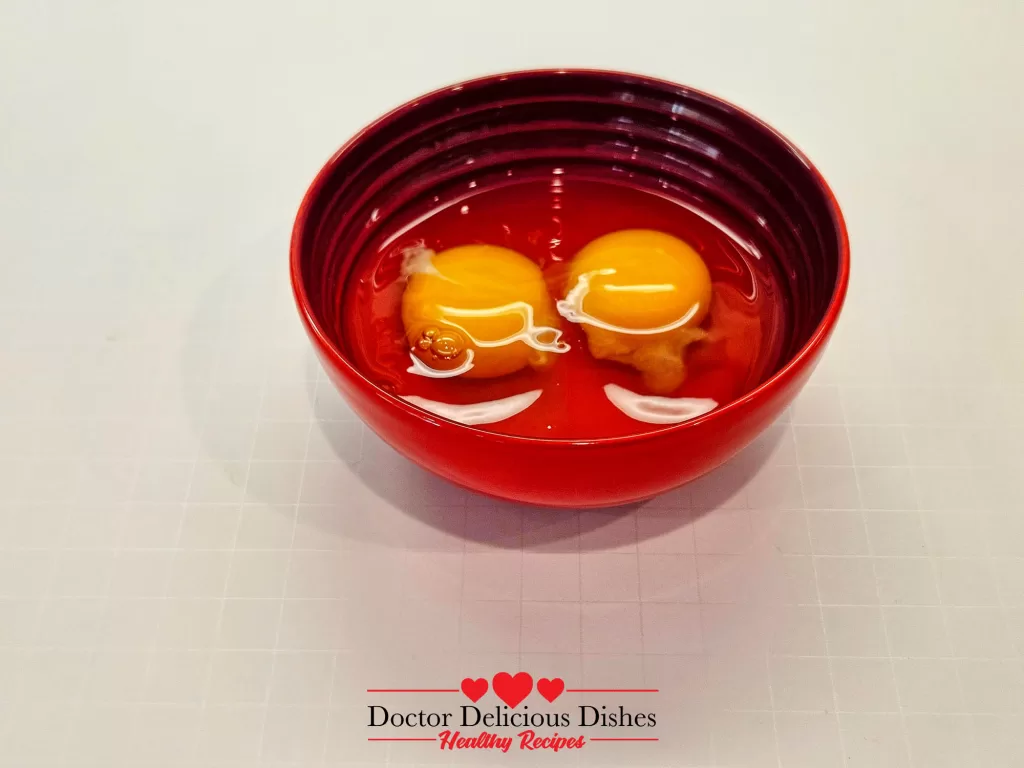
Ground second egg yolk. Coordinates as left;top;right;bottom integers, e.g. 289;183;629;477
558;229;713;394
401;244;566;379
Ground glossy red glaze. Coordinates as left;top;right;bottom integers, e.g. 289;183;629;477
291;69;849;509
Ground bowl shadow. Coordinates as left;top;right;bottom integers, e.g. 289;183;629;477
179;266;787;556
178;264;320;502
309;395;787;553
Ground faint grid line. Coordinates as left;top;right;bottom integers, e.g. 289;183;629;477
134;498;190;739
57;377;155;767
254;372;318;762
319;638;341;764
985;469;1018;767
136;456;199;743
899;425;982;765
0;640;1018;662
577;512;584;671
13;598;1024;620
194;339;273;753
315;373;347;766
8;545;1024;560
684;501;726;767
718;707;997;716
28;492;79;764
795;413;849;767
632;506;643;670
516;507;525;671
31;426;97;764
763;647;784;768
844;398;915;767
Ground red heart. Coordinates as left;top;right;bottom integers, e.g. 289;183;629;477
492;672;533;708
461;677;488;703
537;677;565;703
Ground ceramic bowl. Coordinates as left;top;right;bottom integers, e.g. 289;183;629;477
291;69;848;508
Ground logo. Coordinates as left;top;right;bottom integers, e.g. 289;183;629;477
367;671;659;754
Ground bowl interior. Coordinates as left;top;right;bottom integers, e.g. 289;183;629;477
293;70;846;434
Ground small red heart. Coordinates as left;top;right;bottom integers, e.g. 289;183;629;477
492;672;533;709
537;677;565;703
461;677;488;703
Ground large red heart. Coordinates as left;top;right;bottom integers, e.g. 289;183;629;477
492;672;533;708
536;677;565;703
461;677;488;703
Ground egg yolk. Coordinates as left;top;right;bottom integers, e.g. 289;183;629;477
401;244;566;379
558;229;712;394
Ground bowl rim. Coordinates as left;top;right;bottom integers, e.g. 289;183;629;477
290;68;850;447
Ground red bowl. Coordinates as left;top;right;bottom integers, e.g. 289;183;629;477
291;69;849;509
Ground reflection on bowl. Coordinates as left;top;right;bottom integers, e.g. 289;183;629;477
291;69;848;508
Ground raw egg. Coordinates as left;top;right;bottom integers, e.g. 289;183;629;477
558;229;712;394
401;244;568;379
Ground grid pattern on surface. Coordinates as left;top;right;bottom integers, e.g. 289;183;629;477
2;2;1023;766
1;258;1022;768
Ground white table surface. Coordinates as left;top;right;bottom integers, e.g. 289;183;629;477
2;2;1023;766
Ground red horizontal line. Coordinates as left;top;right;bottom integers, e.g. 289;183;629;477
366;689;459;693
590;737;660;741
367;737;438;741
566;688;659;693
